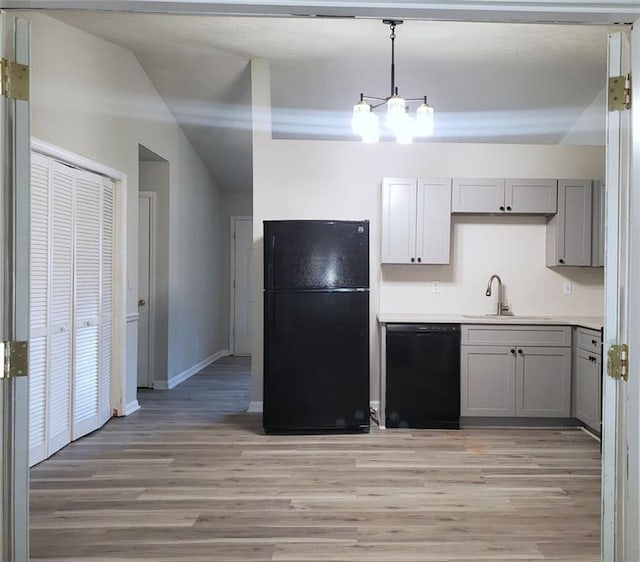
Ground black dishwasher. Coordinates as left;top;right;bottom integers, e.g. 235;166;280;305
385;324;460;429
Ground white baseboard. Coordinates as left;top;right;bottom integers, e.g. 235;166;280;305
247;401;263;413
154;349;230;390
123;400;141;416
247;400;379;416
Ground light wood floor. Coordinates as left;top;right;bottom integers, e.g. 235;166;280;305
30;356;601;561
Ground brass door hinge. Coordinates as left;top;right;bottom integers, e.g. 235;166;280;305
607;343;628;381
608;74;631;111
0;341;28;379
0;58;29;101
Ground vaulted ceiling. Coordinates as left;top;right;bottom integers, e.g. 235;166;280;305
46;12;610;193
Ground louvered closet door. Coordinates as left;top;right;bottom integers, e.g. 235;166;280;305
48;161;74;456
28;153;50;466
99;179;115;425
73;169;102;439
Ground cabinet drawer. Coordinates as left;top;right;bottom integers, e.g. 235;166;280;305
575;327;602;355
462;325;571;347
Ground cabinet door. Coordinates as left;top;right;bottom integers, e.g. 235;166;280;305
591;181;605;267
546;179;592;266
381;178;417;264
505;179;557;214
515;346;571;417
575;348;601;431
461;346;515;416
415;178;451;264
452;178;505;213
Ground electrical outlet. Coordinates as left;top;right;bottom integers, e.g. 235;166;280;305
432;281;440;294
563;280;572;295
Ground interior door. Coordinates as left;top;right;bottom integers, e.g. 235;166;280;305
137;192;153;387
232;217;252;356
602;30;631;562
0;11;30;561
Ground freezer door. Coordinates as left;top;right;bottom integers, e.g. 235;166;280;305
263;290;369;432
264;221;369;290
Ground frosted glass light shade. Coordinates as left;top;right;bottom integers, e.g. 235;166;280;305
352;100;372;136
386;94;406;129
415;101;434;137
395;113;414;144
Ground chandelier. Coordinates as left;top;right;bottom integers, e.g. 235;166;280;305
352;20;434;144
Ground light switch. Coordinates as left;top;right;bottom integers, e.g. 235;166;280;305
563;280;572;295
432;281;440;294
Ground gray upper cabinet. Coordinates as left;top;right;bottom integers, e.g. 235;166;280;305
381;177;452;265
452;178;504;213
505;179;557;214
546;179;594;266
452;178;557;214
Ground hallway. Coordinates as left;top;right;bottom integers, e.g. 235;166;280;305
30;356;600;561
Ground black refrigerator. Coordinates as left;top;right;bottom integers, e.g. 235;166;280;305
263;220;370;434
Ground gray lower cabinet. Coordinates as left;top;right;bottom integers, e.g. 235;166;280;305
574;327;602;433
461;325;572;418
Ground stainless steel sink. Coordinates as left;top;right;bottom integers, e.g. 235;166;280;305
462;314;553;320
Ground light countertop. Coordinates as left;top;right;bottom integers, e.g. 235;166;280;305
377;313;603;331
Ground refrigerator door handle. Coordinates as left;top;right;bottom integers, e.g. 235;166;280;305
269;234;276;289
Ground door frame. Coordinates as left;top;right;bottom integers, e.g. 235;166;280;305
1;12;30;561
137;190;156;388
229;215;252;355
31;137;129;416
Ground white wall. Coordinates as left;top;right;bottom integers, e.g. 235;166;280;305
25;13;228;401
251;63;605;404
561;88;606;146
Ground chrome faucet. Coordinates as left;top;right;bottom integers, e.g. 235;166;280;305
485;274;509;315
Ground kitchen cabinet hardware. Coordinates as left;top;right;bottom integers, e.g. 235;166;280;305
500;206;505;211
410;257;415;263
417;257;421;263
592;339;597;345
510;348;515;354
507;206;512;211
518;349;523;354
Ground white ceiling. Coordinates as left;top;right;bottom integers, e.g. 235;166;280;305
45;12;610;193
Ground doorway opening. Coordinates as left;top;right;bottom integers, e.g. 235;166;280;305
137;145;169;389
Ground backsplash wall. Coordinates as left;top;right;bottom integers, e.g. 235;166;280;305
380;214;604;317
